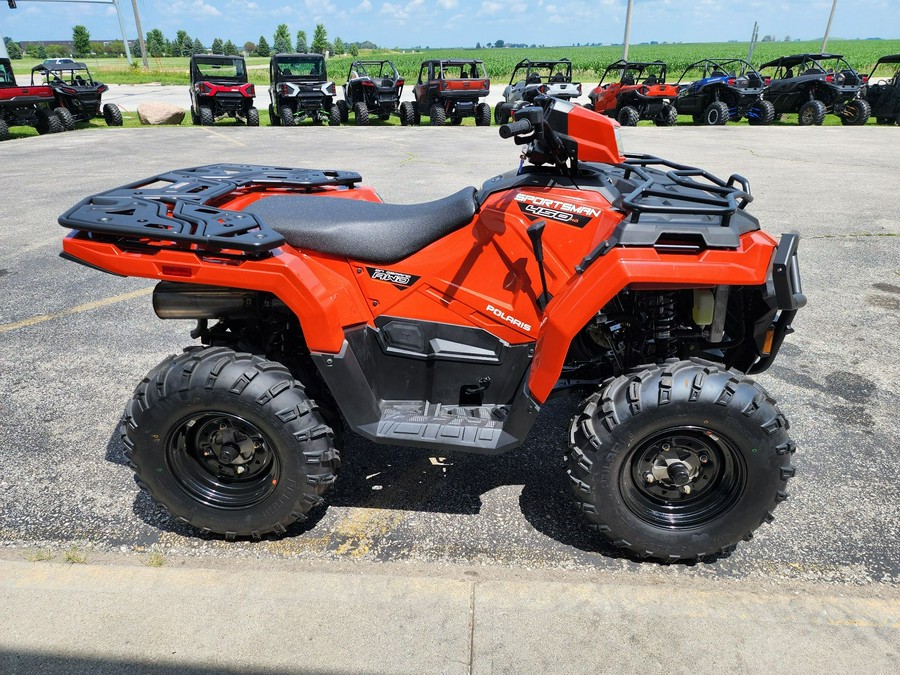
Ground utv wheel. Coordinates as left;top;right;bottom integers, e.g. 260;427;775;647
199;106;215;126
353;101;369;126
565;359;795;562
328;103;342;126
798;99;826;126
748;100;775;126
494;101;509;125
246;107;260;127
399;101;416;126
654;103;678;126
55;106;75;131
103;103;123;127
279;104;295;127
429;103;446;126
268;104;279;126
0;119;9;142
475;101;492;126
841;98;870;126
702;101;730;125
336;99;349;123
617;105;640;126
123;347;340;538
35;109;63;134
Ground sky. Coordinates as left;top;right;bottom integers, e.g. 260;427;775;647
1;0;898;48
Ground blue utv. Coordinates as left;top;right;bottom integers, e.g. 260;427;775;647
674;58;774;125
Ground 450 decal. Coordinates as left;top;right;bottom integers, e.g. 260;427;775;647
514;193;601;228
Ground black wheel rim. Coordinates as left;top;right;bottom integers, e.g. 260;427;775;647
166;412;280;509
622;426;746;529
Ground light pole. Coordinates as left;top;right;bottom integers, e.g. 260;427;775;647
821;0;838;53
622;0;633;61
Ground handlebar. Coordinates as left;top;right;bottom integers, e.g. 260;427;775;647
499;118;533;138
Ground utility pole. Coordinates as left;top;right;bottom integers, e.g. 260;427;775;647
821;0;838;53
622;0;633;61
747;21;759;62
130;0;147;68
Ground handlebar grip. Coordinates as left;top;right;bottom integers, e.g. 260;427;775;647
499;119;533;139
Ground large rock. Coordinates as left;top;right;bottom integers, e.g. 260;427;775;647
137;102;186;125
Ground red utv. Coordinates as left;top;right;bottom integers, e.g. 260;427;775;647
588;60;679;126
0;57;63;140
401;59;491;126
190;54;259;126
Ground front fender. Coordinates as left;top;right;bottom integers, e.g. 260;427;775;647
527;230;777;402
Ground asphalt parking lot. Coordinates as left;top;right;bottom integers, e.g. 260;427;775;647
0;121;898;669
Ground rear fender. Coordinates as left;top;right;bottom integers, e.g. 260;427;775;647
61;234;370;353
527;230;776;402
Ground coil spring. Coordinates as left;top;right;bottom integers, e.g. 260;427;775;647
654;293;677;359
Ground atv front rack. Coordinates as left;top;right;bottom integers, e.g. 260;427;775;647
59;164;362;257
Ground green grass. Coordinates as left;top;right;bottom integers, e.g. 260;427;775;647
64;544;86;564
20;39;900;86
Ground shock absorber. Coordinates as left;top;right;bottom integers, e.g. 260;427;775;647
654;293;677;360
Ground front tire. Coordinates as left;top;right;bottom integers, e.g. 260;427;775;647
336;99;349;123
279;104;295;127
123;347;339;538
475;101;492;126
199;105;214;126
103;103;123;126
35;109;63;134
494;101;509;125
328;103;342;126
0;119;9;142
565;359;795;562
617;105;640;126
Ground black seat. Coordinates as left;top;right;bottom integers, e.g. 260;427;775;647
243;187;478;263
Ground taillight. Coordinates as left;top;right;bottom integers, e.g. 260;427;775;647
396;78;404;87
280;83;290;96
97;84;108;94
825;74;834;82
764;76;771;85
861;74;869;83
539;84;547;93
362;80;375;88
727;78;735;86
327;83;336;95
61;87;77;95
245;83;255;97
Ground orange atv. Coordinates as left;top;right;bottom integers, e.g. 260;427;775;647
588;60;680;126
59;97;803;562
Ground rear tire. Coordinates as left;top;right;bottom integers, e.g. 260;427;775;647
841;98;870;125
494;101;509;125
55;106;75;131
336;99;349;123
748;100;775;126
35;109;63;134
280;104;295;126
654;103;678;126
399;101;416;126
353;101;369;126
123;347;340;539
566;359;795;562
328;103;342;126
103;103;123;127
702;100;730;125
429;103;446;126
617;105;640;126
246;106;259;127
798;99;826;126
199;105;214;126
475;101;492;126
0;119;9;142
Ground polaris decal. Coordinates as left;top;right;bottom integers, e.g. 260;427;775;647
366;266;420;289
514;193;600;228
486;304;532;332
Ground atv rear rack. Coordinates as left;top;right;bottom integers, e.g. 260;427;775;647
59;164;362;257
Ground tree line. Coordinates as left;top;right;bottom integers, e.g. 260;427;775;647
2;23;374;60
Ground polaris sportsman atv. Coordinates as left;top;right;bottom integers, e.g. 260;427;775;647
495;58;582;125
30;61;122;130
0;57;63;140
189;54;259;126
863;54;900;125
759;53;870;125
59;97;803;562
588;60;679;126
340;60;404;125
674;58;774;125
268;53;341;127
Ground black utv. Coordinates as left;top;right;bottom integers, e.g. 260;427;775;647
268;53;340;126
31;61;122;130
189;54;258;126
759;53;870;125
339;60;403;125
864;54;900;125
674;58;774;125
